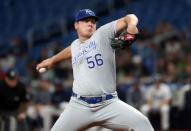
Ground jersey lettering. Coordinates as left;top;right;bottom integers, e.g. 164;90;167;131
72;41;96;64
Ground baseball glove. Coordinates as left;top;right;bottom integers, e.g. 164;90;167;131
111;31;139;49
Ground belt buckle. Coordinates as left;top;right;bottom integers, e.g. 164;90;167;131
101;94;107;101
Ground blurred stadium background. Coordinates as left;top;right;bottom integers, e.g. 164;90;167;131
0;0;191;130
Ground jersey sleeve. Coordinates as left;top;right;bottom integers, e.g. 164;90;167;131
96;20;117;45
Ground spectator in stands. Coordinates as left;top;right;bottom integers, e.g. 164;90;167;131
9;36;28;56
51;80;70;124
140;74;172;131
27;78;59;131
51;80;69;109
0;64;6;80
0;68;30;131
126;79;145;109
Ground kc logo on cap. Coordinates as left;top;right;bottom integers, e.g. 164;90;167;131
75;9;98;22
85;9;95;16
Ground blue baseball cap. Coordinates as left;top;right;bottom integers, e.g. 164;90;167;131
75;9;98;22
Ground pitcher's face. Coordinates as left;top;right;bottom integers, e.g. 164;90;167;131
75;18;96;38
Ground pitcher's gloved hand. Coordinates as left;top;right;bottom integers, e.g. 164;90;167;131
111;31;139;49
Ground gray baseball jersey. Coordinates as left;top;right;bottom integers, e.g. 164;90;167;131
71;21;117;96
51;21;154;131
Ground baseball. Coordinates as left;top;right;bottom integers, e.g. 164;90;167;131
38;68;47;73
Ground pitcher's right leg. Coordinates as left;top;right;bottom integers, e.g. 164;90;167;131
51;100;93;131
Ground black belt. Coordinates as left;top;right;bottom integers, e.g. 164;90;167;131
72;92;115;104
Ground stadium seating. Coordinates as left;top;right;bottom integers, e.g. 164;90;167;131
0;0;191;52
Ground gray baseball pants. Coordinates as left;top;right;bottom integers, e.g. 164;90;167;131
51;97;154;131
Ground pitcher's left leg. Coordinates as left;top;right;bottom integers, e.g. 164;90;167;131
96;99;154;131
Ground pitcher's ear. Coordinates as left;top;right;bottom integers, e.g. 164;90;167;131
74;22;78;30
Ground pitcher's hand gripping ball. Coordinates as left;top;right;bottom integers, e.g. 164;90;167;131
38;67;47;73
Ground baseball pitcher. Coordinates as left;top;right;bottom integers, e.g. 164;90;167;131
36;9;154;131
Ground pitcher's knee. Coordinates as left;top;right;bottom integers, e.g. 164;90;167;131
136;115;154;131
143;116;154;131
